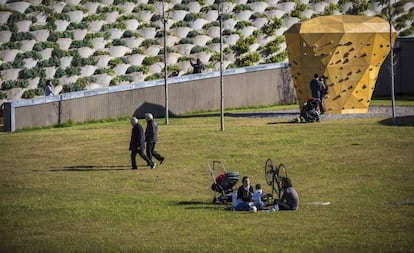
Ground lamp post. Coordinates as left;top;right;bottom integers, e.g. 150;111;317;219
388;0;396;125
219;0;224;131
162;1;169;125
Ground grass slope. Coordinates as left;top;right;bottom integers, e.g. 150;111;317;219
0;108;413;252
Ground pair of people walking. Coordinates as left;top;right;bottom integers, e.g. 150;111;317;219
310;73;328;114
129;113;165;170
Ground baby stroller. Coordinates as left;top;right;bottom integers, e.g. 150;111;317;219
300;98;320;122
208;160;240;204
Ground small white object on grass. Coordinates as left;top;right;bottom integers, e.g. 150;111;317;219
308;201;331;206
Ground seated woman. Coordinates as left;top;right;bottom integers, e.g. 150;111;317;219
235;176;264;211
275;177;299;210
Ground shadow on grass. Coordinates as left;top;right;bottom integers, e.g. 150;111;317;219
175;200;225;210
379;115;414;126
227;111;298;118
47;165;134;172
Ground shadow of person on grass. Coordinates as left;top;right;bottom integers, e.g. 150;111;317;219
49;165;138;172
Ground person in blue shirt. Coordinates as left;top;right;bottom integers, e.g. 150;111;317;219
45;80;54;96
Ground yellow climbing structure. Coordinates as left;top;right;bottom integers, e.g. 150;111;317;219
284;15;397;114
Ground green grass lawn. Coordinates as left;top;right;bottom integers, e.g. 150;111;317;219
0;104;413;253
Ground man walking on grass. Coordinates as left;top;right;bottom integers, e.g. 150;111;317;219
145;113;165;169
129;117;155;170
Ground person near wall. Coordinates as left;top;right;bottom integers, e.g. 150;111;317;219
144;113;165;169
129;117;155;170
190;58;205;74
45;80;55;96
309;73;323;113
319;75;329;114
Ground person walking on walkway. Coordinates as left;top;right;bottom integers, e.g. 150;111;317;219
129;117;154;170
144;113;165;169
190;58;204;74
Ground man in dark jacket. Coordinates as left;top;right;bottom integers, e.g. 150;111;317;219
129;117;154;170
144;113;165;169
309;73;323;113
190;58;204;74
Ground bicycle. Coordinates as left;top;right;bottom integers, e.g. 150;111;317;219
264;158;288;200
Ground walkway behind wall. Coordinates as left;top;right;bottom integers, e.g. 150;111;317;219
3;63;296;132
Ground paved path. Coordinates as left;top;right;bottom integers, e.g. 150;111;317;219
227;106;414;120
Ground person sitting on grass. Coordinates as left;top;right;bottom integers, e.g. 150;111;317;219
275;177;299;210
235;176;264;211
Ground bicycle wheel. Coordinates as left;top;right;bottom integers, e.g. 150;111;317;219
277;163;288;179
275;163;288;199
265;159;275;186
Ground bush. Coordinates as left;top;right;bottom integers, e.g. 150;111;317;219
203;21;220;29
54;68;65;78
61;80;87;93
110;75;133;86
187;30;200;38
144;73;163;81
112;39;127;46
0;63;13;70
126;65;149;74
0;91;7;99
83;14;106;22
190;45;208;54
108;57;128;68
94;68;115;75
178;38;193;44
0;42;21;50
133;4;156;12
1;80;29;90
251;12;266;20
71;55;97;67
173;4;189;11
233;35;256;55
15;51;43;61
209;52;221;62
167;64;180;75
184;13;202;22
18;67;46;79
11;32;34;41
142;56;162;66
32;41;57;51
65;66;81;76
266;51;288;63
263;18;282;36
238;52;261;67
171;21;190;28
235;21;251;30
21;88;43;99
265;37;284;55
141;39;160;47
122;30;140;38
101;22;127;31
67;22;89;30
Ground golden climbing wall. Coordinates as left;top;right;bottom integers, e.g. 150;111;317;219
284;15;397;114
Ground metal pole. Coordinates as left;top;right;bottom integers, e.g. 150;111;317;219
389;0;396;125
219;0;224;131
163;1;169;125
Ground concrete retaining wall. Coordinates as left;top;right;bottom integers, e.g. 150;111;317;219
3;63;296;132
